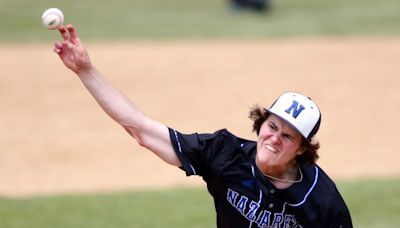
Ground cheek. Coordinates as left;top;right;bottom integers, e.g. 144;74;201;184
255;145;271;164
288;139;303;153
285;143;303;158
258;125;271;139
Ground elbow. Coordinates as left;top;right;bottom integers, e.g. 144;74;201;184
122;124;153;151
122;125;144;145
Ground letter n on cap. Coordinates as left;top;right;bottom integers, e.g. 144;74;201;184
285;101;305;119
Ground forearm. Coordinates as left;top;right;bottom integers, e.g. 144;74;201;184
76;67;180;166
77;67;145;136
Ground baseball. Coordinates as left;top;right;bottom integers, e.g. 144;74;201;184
41;8;64;30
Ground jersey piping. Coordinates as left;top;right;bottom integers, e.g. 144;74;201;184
281;166;319;214
173;129;197;175
248;165;263;228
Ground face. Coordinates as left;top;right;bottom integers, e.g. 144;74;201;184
256;114;305;170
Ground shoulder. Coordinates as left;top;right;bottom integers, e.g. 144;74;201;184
313;165;340;195
169;127;252;148
314;166;353;225
168;127;256;176
286;164;338;206
168;127;256;162
300;164;338;197
202;128;256;157
288;165;352;225
306;165;352;219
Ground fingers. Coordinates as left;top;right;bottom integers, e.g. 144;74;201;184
53;41;63;54
58;24;79;43
55;24;80;56
58;25;70;41
65;41;76;51
53;40;77;55
67;24;80;44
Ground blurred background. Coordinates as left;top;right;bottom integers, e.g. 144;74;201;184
1;0;400;227
2;0;400;42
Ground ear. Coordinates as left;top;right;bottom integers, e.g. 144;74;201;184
296;145;306;156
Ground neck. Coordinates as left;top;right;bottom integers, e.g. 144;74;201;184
256;160;302;187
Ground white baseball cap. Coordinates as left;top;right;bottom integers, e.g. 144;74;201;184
267;92;321;141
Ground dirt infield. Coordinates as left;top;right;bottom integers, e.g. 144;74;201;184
1;38;400;197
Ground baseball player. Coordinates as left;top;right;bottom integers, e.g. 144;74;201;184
53;24;353;228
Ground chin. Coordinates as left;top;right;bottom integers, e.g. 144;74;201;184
256;153;272;166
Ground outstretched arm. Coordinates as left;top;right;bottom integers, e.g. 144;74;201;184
53;24;181;167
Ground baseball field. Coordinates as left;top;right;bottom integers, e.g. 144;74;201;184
1;0;400;227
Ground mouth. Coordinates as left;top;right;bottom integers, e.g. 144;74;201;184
265;144;277;153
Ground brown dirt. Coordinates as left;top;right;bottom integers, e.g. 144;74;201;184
1;38;400;197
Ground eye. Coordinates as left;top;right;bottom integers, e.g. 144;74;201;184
283;133;294;141
268;122;277;130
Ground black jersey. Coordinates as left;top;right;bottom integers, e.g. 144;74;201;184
169;128;353;228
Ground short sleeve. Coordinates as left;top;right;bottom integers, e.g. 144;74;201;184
168;128;238;177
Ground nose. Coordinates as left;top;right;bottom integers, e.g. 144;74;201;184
270;132;282;145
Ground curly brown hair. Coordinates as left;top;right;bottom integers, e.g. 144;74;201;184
248;104;320;165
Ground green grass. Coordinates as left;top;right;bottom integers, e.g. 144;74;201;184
0;187;215;228
0;178;400;228
1;0;400;42
338;177;400;228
